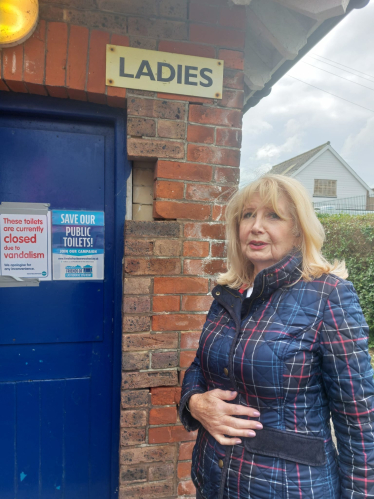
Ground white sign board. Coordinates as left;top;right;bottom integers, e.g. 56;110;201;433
0;214;50;278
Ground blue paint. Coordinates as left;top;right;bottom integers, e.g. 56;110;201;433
39;360;43;363
0;92;128;498
20;472;27;482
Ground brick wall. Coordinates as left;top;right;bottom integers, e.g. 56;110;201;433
0;1;245;497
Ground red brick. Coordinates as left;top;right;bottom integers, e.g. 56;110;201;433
184;259;227;275
120;465;147;483
216;128;242;148
220;89;244;109
219;6;247;30
149;425;197;444
215;166;240;184
157;120;186;139
121;409;147;427
211;241;227;258
124;257;181;275
122;316;151;333
180;332;201;350
223;68;244;90
148;462;174;481
128;138;185;160
66;25;89;101
123;296;150;314
187;124;215;144
180;350;197;368
107;33;129;106
179;369;187;385
189;1;219;24
122;371;178;390
184;222;226;240
120;445;176;465
179;441;195;460
219;49;244;70
154;277;208;294
119;481;173;499
123;277;151;295
122;333;178;351
149;407;177;425
159;0;188;19
128;97;186;120
189;105;242;128
153;201;210;221
127;117;156;137
178;479;196;495
97;0;156;16
122;351;149;370
120;428;146;446
190;24;245;49
153;295;180;312
212;204;227;221
23;20;47;94
124;239;153;256
121;389;149;409
178;461;192;479
187;144;240;167
2;45;27;93
128;17;188;40
154;180;184;200
87;30;110;103
155;161;213;182
151;351;179;369
158;40;215;58
183;241;209;257
156;92;213;104
152;314;205;331
151;387;181;406
45;22;68;97
186;183;235;202
182;295;213;312
154;239;181;256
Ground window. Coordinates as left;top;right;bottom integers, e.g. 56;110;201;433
314;179;337;197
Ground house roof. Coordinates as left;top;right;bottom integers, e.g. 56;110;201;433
240;0;370;113
269;142;330;176
269;141;373;193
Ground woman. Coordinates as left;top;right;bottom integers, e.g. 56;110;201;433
179;174;374;499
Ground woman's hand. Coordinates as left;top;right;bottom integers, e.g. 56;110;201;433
189;390;262;445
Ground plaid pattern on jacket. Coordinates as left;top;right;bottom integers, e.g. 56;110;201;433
179;252;374;499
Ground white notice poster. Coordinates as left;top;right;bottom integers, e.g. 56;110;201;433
0;214;50;278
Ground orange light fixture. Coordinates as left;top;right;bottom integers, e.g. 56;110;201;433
0;0;39;48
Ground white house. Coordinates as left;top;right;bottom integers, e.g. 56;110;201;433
269;142;373;205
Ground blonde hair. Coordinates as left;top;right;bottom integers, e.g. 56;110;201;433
218;174;347;289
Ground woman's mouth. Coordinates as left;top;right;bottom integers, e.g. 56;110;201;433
249;241;268;250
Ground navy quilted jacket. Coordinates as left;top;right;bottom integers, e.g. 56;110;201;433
180;252;374;499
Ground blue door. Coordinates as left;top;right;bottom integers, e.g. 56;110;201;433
0;95;126;498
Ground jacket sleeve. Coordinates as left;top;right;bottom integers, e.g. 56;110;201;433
178;302;218;431
320;279;374;498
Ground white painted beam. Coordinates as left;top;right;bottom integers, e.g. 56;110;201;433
271;0;349;21
247;0;310;59
230;0;252;5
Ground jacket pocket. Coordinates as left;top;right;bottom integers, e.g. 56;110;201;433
243;426;326;467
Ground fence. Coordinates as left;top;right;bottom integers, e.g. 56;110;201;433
313;194;374;214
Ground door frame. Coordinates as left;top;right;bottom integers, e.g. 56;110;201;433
0;91;129;498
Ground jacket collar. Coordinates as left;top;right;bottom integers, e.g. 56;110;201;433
213;250;303;305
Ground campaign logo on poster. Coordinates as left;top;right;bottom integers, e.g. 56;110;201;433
0;214;50;278
52;210;104;280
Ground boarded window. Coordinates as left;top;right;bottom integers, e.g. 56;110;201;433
314;179;337;197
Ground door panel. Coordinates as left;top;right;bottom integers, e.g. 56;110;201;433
0;112;119;498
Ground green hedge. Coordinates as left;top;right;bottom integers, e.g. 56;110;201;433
317;213;374;344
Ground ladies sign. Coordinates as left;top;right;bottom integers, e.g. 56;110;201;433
106;46;224;99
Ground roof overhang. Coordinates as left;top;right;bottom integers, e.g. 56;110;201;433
237;0;371;113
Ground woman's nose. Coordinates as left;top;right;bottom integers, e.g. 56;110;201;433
251;216;265;232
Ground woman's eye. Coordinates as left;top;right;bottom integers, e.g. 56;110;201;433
243;212;253;219
269;212;280;219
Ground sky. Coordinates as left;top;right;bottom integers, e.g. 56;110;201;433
240;2;374;189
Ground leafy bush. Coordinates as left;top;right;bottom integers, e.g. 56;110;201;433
317;213;374;344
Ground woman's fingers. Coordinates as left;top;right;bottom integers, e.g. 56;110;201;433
224;416;263;431
219;425;257;438
228;403;260;418
216;436;243;446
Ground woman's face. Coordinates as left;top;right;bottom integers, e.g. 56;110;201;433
239;193;298;277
